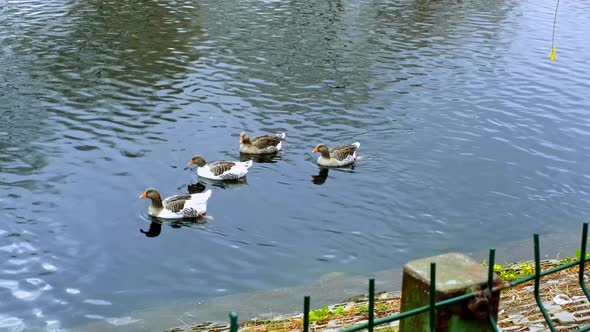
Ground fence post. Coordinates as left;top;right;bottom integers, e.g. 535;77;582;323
487;249;500;332
368;278;375;332
579;223;590;301
303;296;310;332
429;263;436;332
229;312;238;332
399;253;500;332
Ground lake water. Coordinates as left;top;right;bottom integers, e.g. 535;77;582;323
2;0;590;330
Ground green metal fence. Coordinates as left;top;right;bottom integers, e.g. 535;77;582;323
227;222;590;332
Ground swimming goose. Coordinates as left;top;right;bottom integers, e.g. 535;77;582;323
312;142;360;167
239;132;286;154
189;155;252;180
139;188;211;219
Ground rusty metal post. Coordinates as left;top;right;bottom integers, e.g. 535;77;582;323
399;253;501;332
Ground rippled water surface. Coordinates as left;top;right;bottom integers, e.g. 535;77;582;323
2;0;590;329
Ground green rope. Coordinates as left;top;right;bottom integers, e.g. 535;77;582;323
550;0;560;61
551;0;560;47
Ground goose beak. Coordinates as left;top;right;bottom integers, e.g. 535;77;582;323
188;160;194;166
312;147;319;153
239;137;244;143
139;192;147;198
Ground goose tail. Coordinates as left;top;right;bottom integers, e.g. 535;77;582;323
242;160;253;169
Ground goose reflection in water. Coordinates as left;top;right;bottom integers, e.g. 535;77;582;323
198;176;248;190
311;165;356;185
187;182;207;194
140;221;162;237
239;152;280;164
311;167;330;185
140;218;209;238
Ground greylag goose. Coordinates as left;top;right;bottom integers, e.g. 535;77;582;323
139;188;211;219
189;155;252;180
312;142;360;167
239;132;286;154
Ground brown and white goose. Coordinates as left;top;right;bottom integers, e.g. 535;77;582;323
189;155;252;180
239;132;286;154
139;188;212;219
312;142;360;167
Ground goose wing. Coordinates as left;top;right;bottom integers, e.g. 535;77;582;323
209;161;236;176
163;194;192;213
251;135;283;149
330;144;359;161
249;135;268;143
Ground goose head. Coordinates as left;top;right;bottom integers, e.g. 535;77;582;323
139;188;161;200
239;132;251;144
312;144;330;158
139;188;163;208
188;155;207;167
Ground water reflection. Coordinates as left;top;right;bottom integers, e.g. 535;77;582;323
197;177;248;190
239;153;281;164
140;218;210;238
140;221;162;238
41;0;204;157
311;166;356;185
64;0;203;83
311;168;330;185
187;182;207;194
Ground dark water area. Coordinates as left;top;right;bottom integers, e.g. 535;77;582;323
1;0;590;330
